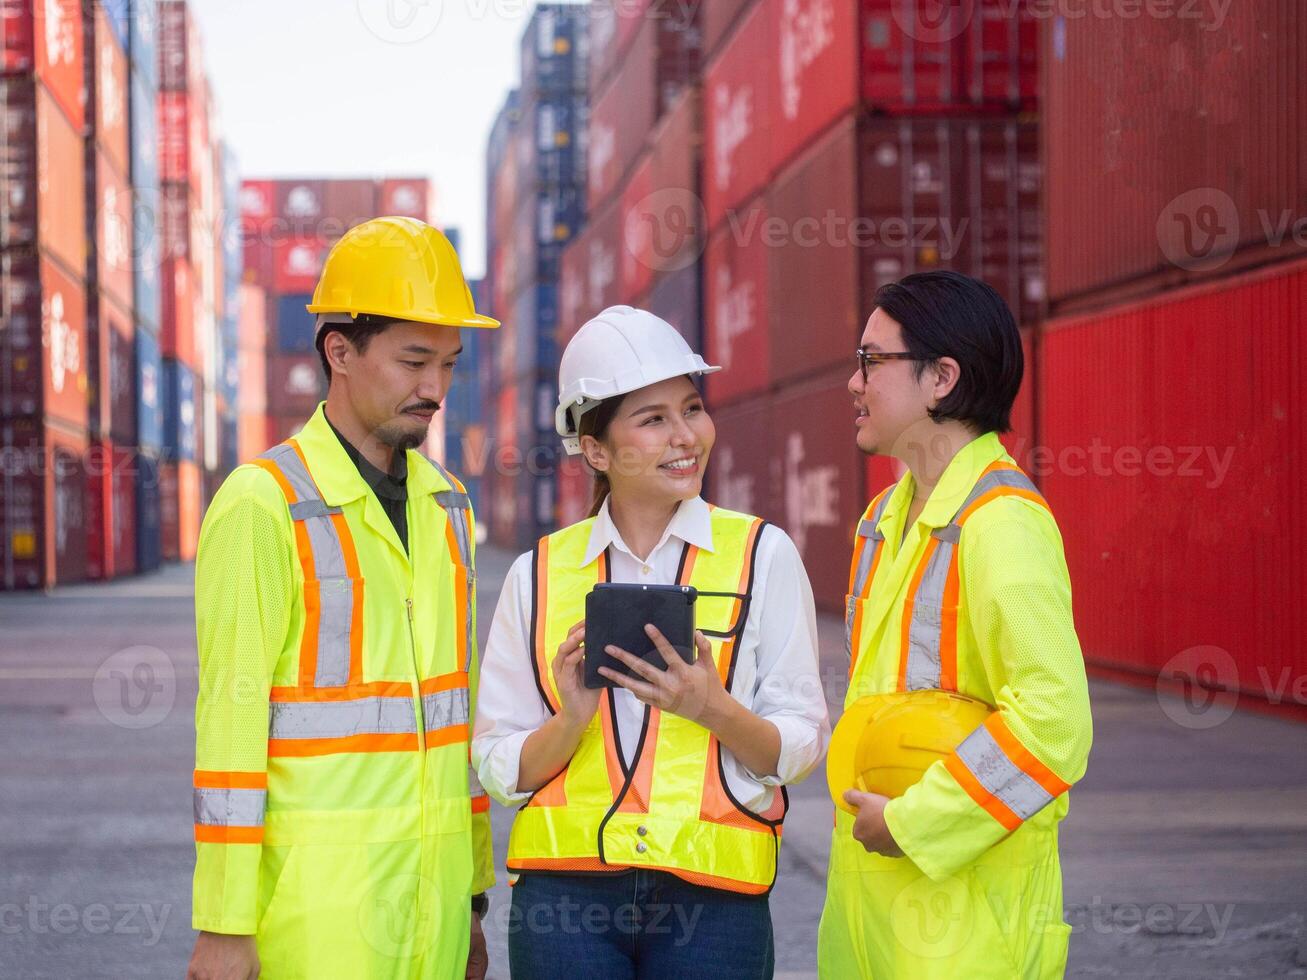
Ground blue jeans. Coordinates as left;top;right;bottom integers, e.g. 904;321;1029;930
507;870;775;980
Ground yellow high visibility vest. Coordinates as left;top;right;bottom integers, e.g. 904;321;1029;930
820;434;1091;978
506;506;787;895
192;406;492;979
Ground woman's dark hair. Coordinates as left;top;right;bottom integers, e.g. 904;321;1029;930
577;394;628;518
873;270;1023;434
316;314;399;380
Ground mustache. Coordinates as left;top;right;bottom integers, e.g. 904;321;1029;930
401;401;441;414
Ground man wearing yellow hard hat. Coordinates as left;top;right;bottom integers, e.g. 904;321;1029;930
187;217;498;979
819;270;1092;977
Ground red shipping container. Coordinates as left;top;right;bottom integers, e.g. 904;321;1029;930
85;440;136;579
2;0;34;72
158;0;191;92
767;114;860;387
93;294;136;445
32;0;84;131
273;236;328;294
157;90;189;184
999;326;1036;472
238;412;272;461
587;23;656;213
703;1;775;232
95;150;134;308
324;179;379;230
40;255;89;428
703;0;757;60
380;178;430;222
35;82;85;274
1;76;38;249
237;281;268;354
1044;1;1307;310
619;152;654;303
160;256;195;367
276;179;326;229
559;230;589;343
555;453;592;529
561;194;622;348
772;0;859;175
1040;260;1305;707
588;0;646;92
159;456;202;562
965;0;1038;108
704;196;770;407
242;234;273;288
707;395;777;525
266;353;324;417
92;5;129;176
265;414;306;448
772;369;868;611
0;417;89;588
240;179;275;221
861;0;965;112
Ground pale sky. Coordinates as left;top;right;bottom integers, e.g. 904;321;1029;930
189;0;552;279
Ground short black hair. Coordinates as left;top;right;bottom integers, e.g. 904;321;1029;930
873;270;1023;434
316;314;400;380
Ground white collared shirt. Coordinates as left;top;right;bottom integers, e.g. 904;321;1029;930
472;496;830;812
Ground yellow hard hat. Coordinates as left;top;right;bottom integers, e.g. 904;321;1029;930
828;690;993;815
306;216;499;329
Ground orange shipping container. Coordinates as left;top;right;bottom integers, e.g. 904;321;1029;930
32;0;84;131
92;5;129;175
94;149;134;310
35;82;85;274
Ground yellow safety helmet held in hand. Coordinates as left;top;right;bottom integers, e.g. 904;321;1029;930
828;690;993;814
306;215;499;330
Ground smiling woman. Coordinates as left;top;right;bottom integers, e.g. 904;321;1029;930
471;306;831;980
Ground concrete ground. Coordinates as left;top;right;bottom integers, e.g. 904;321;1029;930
1;546;1305;978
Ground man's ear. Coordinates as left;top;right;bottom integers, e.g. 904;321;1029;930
930;356;962;403
323;331;353;377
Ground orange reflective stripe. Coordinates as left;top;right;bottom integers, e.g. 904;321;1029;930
957;485;1048;526
193;769;267;790
506;857;772;895
984;714;1071;799
531;538;561;714
619;709;661;813
195;825;264;845
426;723;470;748
328;511;365;684
897;536;941;691
528;769;569;807
471;795;490;814
270;680;413;702
420;671;469;695
945;753;1022;832
599;692;628;798
267;732;419;758
251;457;296;500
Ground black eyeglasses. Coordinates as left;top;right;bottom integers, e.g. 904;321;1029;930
856;347;925;382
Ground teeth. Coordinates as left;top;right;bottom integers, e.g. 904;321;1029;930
662;458;695;471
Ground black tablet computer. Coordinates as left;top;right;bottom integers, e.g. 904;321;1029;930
583;583;697;689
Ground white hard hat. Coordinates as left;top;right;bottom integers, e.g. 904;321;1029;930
555;305;720;455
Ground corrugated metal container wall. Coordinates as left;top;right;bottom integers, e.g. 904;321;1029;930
770;369;867;611
0;418;88;588
275;179;325;233
587;20;657;212
770;0;859;175
136;325;163;451
1039;260;1305;703
86;441;136;579
32;0;85;130
521;4;589;96
323;179;378;230
380;178;430;222
703;0;775;232
2;1;35;73
93;5;129;175
767;113;859;388
266;353;324;417
1044;1;1307;310
703;196;769;407
163;358;197;461
708;396;776;523
647;262;700;350
36;82;86;274
272;236;326;294
98;301;135;445
135;451;161;571
0;77;37;248
94;150;133;307
275;293;315;353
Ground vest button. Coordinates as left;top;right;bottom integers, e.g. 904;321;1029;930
635;842;648;854
637;825;648;836
641;565;651;575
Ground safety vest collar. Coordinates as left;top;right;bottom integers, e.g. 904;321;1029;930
295;403;456;509
581;495;715;567
890;431;1009;533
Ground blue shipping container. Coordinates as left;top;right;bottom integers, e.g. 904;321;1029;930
276;294;317;353
128;0;159;86
512;283;560;378
526;98;588;187
221;412;239;471
163;358;197;462
136;327;163;452
520;5;589;95
129;69;158;192
135;452;162;572
101;0;131;54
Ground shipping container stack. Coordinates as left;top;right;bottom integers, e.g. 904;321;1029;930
238;174;433;450
698;0;1041;610
483;5;590;551
216;141;241;477
440;275;489;541
84;0;142;582
1039;5;1306;707
1;0;93;588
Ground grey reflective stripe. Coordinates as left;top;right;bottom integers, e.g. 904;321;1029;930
427;459;477;667
468;764;488;799
421;687;470;732
269;697;419;739
850;491;894;600
903;539;956;690
193;787;267;827
435;490;471;511
857;518;878;538
844;595;857;662
260;443;355;689
955;724;1058;822
955;468;1042;516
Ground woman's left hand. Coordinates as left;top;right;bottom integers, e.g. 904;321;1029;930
599;626;726;727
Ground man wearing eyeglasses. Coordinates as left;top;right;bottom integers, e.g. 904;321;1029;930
818;270;1093;977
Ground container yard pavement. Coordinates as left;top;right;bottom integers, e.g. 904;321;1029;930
2;549;1305;979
